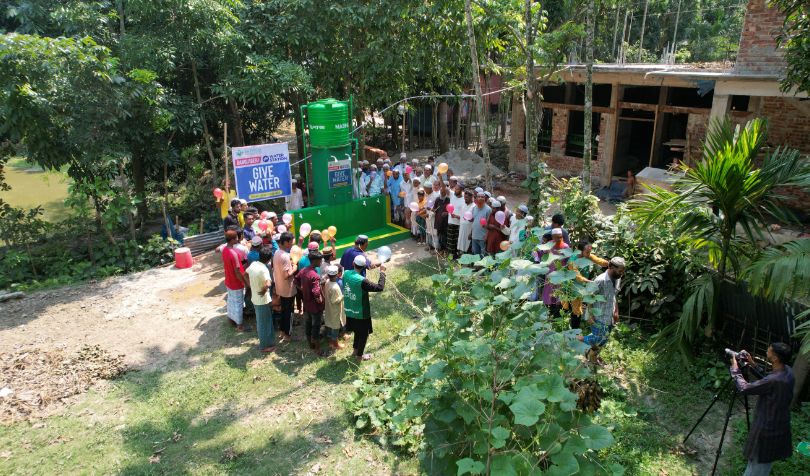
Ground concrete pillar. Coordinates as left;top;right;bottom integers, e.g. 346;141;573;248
709;94;732;127
599;84;622;185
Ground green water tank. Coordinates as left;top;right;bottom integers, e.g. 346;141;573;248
308;98;351;148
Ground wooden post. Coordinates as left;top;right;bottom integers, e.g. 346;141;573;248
223;123;229;193
649;86;668;166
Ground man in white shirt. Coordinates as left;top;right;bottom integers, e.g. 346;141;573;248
457;189;475;255
246;245;275;352
422;165;436;188
447;182;467;257
285;179;304;211
393;153;408;174
399;168;414;228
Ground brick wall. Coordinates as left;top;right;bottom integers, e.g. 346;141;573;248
685;113;709;164
542;107;605;184
760;97;810;154
734;0;786;74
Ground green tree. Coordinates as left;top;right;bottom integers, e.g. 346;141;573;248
772;0;810;95
629;118;810;350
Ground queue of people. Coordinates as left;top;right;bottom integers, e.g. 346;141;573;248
218;197;387;362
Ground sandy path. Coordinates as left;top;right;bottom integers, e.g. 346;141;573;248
0;240;431;372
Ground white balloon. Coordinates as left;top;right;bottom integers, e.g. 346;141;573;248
377;246;392;263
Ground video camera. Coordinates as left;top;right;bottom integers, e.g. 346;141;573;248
725;348;764;378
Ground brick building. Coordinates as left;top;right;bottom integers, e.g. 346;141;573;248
510;0;810;191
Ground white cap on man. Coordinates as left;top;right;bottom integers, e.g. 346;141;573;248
497;195;507;204
491;200;502;208
610;257;626;267
551;228;563;236
354;255;367;267
474;187;484;194
326;265;339;276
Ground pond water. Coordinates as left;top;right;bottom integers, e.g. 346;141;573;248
0;158;70;221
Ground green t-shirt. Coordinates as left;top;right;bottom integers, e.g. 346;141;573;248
343;269;365;319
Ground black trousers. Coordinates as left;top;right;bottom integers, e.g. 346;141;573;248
348;318;373;356
447;224;459;256
548;303;563;319
304;311;323;339
279;296;295;335
569;313;581;329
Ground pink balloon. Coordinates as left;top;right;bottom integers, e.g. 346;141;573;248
405;166;413;174
446;204;455;214
213;188;223;199
479;218;487;227
260;211;268;219
257;220;268;231
495;210;506;225
299;223;312;237
463;211;473;221
409;201;419;212
282;213;293;225
277;225;287;233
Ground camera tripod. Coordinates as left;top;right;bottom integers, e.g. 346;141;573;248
683;365;761;476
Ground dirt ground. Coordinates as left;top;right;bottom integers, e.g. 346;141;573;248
0;240;432;373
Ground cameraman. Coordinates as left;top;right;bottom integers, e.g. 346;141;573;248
729;343;795;476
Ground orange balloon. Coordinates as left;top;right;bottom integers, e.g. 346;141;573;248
499;240;510;251
327;225;337;237
321;231;332;242
386;170;392;177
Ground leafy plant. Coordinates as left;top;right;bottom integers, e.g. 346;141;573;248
347;237;621;475
629;118;810;348
521;160;554;224
552;177;604;243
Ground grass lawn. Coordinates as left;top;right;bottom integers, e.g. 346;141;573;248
0;260;439;475
1;257;808;475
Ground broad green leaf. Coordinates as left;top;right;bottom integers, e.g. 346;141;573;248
490;426;510;449
547;449;579;476
509;388;546;426
490;454;518;476
580;425;614;450
456;458;485;475
458;254;480;265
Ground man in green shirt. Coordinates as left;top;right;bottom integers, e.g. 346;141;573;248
343;255;386;361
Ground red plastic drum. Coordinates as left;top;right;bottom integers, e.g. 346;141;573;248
174;247;193;269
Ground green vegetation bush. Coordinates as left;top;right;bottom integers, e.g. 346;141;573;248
347;237;622;475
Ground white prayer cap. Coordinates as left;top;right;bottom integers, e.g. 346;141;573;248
292;179;298;183
474;187;484;194
251;236;263;246
400;152;407;160
357;234;369;240
449;176;459;181
424;164;432;170
551;228;563;236
610;257;626;267
411;158;419;164
354;255;367;267
518;205;529;214
239;199;247;205
326;265;339;276
268;212;277;218
491;200;502;208
496;195;506;203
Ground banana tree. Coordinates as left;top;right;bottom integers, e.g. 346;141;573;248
629;118;810;350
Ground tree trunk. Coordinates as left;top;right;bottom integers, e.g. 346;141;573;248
228;96;245;147
293;94;305;163
525;0;537;174
464;0;492;190
131;151;147;226
464;99;472;149
638;0;649;62
118;161;137;241
438;100;450;154
191;58;218;184
583;0;594;190
454;102;462;150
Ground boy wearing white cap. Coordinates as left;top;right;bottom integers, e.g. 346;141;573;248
343;255;386;361
509;205;530;254
323;265;346;351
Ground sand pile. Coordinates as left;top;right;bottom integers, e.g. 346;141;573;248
435;149;505;183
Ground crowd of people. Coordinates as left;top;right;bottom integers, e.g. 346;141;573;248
216;150;628;361
218;196;387;361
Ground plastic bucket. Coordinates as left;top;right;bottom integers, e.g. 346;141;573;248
174;247;193;269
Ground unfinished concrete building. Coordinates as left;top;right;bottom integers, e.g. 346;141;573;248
509;0;809;195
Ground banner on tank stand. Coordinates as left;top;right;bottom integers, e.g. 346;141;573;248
232;142;293;202
327;158;352;189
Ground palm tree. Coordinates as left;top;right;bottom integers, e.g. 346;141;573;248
629;118;810;349
744;238;810;405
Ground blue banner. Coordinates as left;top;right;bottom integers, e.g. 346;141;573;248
328;158;352;189
232;143;292;202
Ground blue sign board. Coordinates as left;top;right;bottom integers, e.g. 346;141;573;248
232;143;293;202
328;158;352;189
